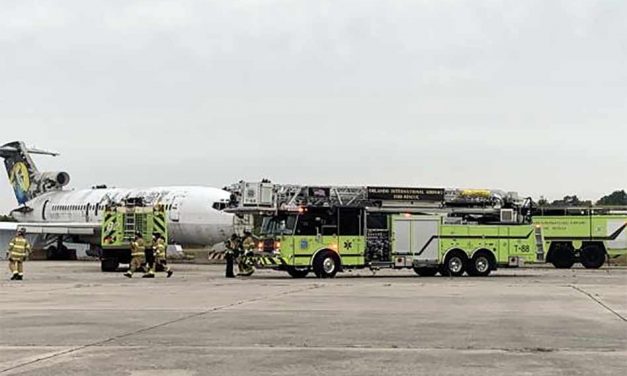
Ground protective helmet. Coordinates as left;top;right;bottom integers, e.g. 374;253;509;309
17;227;26;235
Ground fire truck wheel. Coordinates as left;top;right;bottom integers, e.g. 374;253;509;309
550;243;575;269
580;245;606;269
286;267;309;278
313;251;340;278
413;267;438;277
441;251;467;277
467;252;493;277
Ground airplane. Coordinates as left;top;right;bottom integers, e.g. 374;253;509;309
0;141;235;271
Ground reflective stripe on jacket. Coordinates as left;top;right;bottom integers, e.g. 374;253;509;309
9;236;30;259
153;239;166;258
131;238;145;257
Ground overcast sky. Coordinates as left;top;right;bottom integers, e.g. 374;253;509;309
1;0;626;213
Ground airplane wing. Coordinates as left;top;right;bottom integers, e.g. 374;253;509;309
0;222;99;235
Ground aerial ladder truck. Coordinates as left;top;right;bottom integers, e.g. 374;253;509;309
226;182;545;278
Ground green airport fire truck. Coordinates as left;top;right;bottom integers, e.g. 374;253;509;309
228;183;545;278
532;207;627;269
99;199;168;272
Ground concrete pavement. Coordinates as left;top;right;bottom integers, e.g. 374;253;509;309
0;262;625;375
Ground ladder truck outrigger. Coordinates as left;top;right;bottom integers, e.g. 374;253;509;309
226;182;545;278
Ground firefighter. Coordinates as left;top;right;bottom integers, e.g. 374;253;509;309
237;231;256;277
224;234;239;278
142;233;156;279
7;228;30;281
153;233;173;278
124;232;145;278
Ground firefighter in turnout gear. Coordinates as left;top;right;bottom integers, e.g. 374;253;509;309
142;234;156;279
7;228;30;281
237;231;256;277
225;234;239;278
153;233;172;278
124;232;145;278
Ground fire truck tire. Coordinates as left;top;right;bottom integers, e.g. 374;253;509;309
286;267;309;278
313;251;340;278
550;243;575;269
467;251;493;277
440;251;467;277
101;258;119;272
580;244;606;269
413;267;438;277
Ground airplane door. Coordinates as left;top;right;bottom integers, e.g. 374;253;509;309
42;200;49;221
169;196;182;222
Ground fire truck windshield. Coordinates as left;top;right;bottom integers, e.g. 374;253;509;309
261;215;297;236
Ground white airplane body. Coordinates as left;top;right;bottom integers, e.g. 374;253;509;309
0;141;235;259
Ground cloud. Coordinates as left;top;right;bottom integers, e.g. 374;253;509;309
1;0;626;213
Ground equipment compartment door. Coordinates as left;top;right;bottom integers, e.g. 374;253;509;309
411;218;439;263
392;216;439;262
392;218;411;254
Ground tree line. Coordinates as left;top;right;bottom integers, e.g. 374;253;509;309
537;190;627;207
0;214;16;222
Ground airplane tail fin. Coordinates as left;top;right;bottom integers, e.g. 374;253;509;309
0;141;58;205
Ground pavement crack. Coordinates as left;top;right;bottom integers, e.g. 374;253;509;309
0;284;322;375
570;285;627;323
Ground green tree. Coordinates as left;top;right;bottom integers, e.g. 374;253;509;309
596;190;627;206
0;214;16;222
550;195;592;207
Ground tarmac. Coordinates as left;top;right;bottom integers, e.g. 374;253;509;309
0;262;625;376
